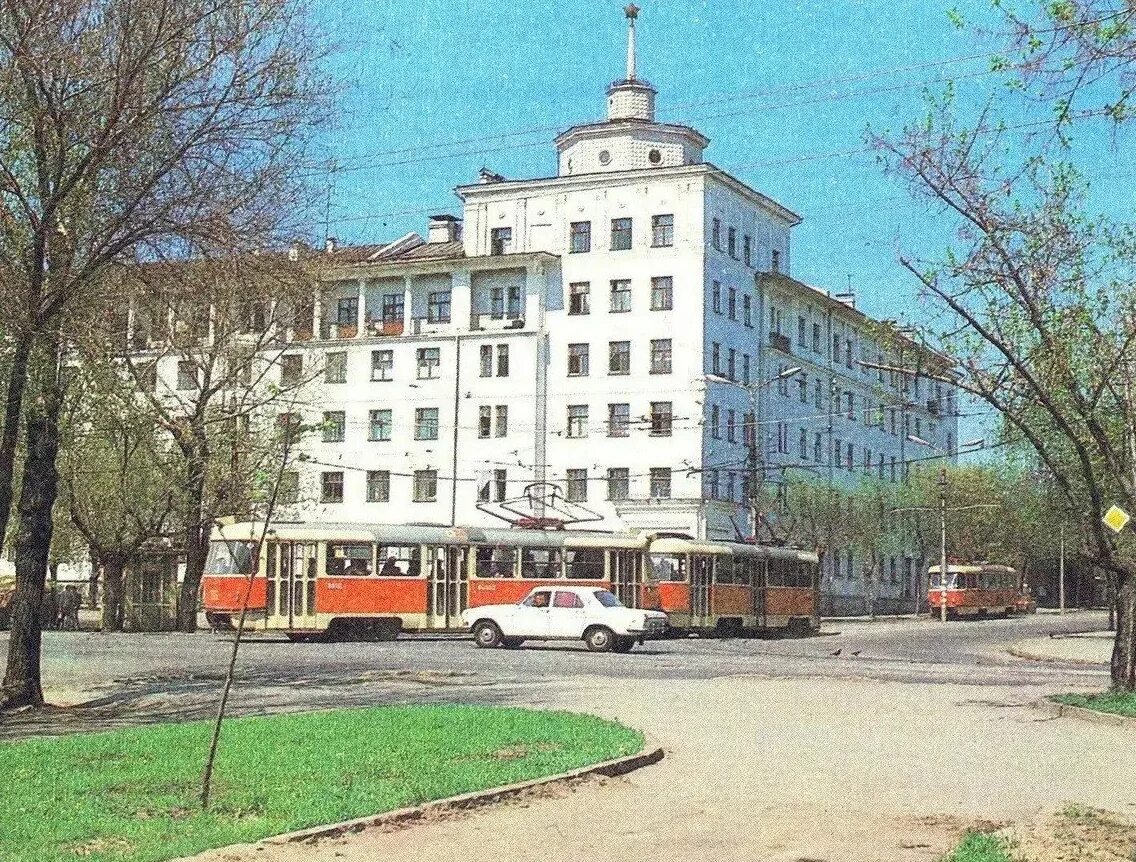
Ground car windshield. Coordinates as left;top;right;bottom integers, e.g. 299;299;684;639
593;590;622;608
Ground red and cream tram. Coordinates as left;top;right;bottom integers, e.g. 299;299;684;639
202;522;820;639
927;562;1022;619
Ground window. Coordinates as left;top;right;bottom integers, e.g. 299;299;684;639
845;391;854;420
381;293;404;324
728;285;737;320
814;432;822;463
567;404;589;438
568;282;590;315
712;281;721;313
480;345;492;377
416;347;440;379
797;317;807;347
325;351;346;384
608;403;630;437
650;468;671;499
833;438;841;467
743;234;752;266
743;294;752;327
427;291;451;323
489;287;504;319
495;405;508;437
814;378;823;409
278;471;299;504
712;218;721;250
507;285;522;319
607;468;630;501
777;422;789;454
610;217;632;251
651;213;674;247
727;227;737;258
566;469;588;502
569;221;591;253
705;469;719;500
478;405;492;439
494;469;507;502
777;368;790;397
770;306;783;334
845;338;853;369
568;343;589;376
366;470;390;503
650;276;673;310
651;401;673;436
322;411;345;443
336;296;358;326
742;354;751;385
889;408;897;435
832;333;841;363
321;471;344;503
798;374;808;403
490;227;512;255
650;339;672;374
771;249;781;272
812;322;822;353
890;456;897;482
846;442;854;471
799;428;808;460
727;409;736;442
711;405;721;439
915;416;922;437
414;407;439;440
496;344;509;377
864;448;873;473
177;360;197;390
728;348;736;381
609;279;631;312
368;409;392;441
608;340;630;375
413;470;438;502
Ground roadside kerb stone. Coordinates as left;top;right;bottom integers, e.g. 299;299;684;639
1033;697;1136;729
175;740;664;857
1008;637;1109;666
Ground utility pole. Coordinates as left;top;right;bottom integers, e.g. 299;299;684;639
938;467;948;624
1059;522;1065;615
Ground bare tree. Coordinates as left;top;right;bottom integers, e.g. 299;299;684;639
0;0;327;710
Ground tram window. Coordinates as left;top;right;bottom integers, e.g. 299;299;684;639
552;591;584;609
716;558;735;585
206;540;255;575
795;563;813;588
564;549;604;580
326;543;373;577
376;545;418;577
475;546;515;578
521;549;561;579
767;561;789;587
648;553;686;582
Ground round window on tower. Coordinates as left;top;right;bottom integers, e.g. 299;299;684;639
598;150;612;166
648;148;662;165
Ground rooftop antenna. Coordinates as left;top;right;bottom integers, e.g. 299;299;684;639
624;4;640;80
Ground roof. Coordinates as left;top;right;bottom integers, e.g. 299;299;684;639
553;117;710;148
322;234;465;266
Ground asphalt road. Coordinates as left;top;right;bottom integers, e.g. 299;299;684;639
0;609;1109;739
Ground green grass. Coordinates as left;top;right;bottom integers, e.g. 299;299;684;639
1051;690;1136;717
0;705;642;862
940;832;1015;862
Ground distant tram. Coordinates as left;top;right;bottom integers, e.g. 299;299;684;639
927;562;1023;619
202;522;820;640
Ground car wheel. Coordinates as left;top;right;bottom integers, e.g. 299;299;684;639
502;637;525;649
584;626;616;652
612;637;634;653
473;621;503;648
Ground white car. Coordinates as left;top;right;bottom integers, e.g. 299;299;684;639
461;586;668;653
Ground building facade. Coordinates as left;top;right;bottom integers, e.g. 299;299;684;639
139;10;958;614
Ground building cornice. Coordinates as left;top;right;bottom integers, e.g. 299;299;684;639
316;251;559;283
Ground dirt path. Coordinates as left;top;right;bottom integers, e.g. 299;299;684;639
183;675;1133;862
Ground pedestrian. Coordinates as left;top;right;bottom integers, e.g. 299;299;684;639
60;585;81;631
39;587;59;631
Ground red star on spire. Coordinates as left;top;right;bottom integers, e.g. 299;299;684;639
624;4;640;20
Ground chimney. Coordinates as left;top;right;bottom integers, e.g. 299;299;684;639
427;214;462;244
324;236;337;254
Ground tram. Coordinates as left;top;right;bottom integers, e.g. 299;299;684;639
202;522;820;639
927;562;1022;619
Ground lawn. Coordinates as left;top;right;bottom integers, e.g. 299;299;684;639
0;705;643;862
1052;691;1136;718
940;832;1015;862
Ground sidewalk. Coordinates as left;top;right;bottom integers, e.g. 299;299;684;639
1008;631;1111;665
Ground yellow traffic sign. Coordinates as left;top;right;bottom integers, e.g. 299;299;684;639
1104;505;1131;534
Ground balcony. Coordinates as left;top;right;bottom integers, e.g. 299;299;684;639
409;316;452;336
469;312;525;332
769;332;792;354
364;319;404;338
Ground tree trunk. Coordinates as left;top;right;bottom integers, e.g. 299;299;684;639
1;354;63;710
177;452;208;633
101;554;126;633
0;334;33;558
1112;574;1136;692
87;546;100;609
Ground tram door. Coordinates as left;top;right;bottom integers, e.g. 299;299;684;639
692;555;712;619
428;546;468;629
611;551;640;608
753;558;767;629
268;541;318;630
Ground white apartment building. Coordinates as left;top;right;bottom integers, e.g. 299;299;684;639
144;10;958;614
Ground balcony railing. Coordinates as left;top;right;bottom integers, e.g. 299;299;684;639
364;319;404;337
469;312;525;331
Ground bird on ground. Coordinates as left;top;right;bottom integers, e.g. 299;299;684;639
830;648;842;656
850;650;862;656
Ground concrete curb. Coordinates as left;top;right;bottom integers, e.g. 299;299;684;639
1033;698;1136;729
1008;643;1108;666
250;741;665;848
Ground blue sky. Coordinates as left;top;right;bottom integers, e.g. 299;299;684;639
310;0;1131;334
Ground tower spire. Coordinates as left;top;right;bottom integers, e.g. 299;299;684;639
625;4;639;80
